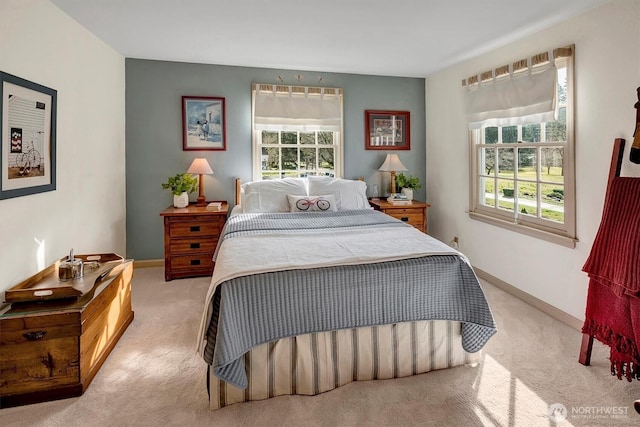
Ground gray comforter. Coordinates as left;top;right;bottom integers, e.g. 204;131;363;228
203;210;496;389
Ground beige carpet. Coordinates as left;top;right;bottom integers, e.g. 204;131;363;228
2;267;638;426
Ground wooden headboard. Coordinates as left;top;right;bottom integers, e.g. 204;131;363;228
235;178;241;206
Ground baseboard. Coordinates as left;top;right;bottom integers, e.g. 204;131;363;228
133;259;164;269
474;267;583;331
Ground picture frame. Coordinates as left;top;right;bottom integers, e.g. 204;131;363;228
365;110;410;150
182;96;226;151
0;71;57;200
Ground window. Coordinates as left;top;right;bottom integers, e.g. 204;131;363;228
252;84;343;180
258;130;337;179
467;51;576;247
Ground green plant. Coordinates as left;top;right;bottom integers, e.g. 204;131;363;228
396;173;422;190
161;173;198;196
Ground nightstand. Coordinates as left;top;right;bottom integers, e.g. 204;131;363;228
160;202;228;281
369;199;430;233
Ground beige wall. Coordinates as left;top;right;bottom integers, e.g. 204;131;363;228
0;0;126;294
426;0;640;320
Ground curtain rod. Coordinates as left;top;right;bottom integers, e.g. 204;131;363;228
462;45;573;87
254;83;342;95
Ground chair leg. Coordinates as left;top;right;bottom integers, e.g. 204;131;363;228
579;333;594;366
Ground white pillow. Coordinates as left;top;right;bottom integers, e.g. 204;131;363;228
287;194;337;212
241;178;308;213
307;177;370;210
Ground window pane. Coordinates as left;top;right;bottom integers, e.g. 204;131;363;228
262;147;279;171
480;176;495;207
481;147;496;176
261;131;278;144
318;147;334;176
541;147;564;184
282;132;297;145
545;115;566;142
522;124;541;142
502;126;517;143
497;179;515;212
484;127;498;144
542;183;564;223
518;148;536;176
300;132;315;145
517;181;538;217
282;147;298;170
300;148;316;172
497;148;514;178
318;132;334;145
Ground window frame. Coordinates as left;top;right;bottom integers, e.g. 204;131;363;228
254;129;342;180
468;55;577;248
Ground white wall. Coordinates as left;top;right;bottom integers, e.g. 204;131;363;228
426;0;640;320
0;0;126;294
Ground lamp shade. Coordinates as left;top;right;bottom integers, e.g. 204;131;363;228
187;158;213;175
378;154;407;172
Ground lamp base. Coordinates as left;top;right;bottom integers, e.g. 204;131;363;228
195;196;206;207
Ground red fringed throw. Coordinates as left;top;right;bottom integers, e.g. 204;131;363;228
582;177;640;381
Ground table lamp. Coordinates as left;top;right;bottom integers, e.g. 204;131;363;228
378;153;407;196
187;158;214;207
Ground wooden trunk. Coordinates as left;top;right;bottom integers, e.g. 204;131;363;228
0;261;134;407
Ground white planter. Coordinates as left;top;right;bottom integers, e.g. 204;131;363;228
173;192;189;208
400;188;414;201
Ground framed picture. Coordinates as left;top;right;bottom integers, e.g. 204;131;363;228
0;71;57;200
182;96;226;151
365;110;410;150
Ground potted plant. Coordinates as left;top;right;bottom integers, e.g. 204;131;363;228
395;173;422;201
161;173;198;208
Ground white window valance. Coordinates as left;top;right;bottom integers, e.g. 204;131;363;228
461;47;576;130
252;83;343;131
464;63;557;130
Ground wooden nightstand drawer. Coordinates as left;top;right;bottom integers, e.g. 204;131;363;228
170;254;214;270
384;207;422;215
369;199;430;234
386;212;423;223
169;220;220;238
169;238;218;254
391;214;423;228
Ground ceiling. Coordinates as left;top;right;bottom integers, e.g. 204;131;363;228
50;0;609;78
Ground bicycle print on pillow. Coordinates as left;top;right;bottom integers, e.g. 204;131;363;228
287;194;337;212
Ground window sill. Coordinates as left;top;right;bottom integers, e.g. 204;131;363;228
468;211;578;248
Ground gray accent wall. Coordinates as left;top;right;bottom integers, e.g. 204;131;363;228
126;59;425;260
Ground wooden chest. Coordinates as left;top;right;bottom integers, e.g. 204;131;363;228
0;261;134;407
160;203;228;281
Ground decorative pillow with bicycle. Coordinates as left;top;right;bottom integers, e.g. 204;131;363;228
287;194;337;212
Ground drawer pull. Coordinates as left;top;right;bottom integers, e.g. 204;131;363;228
400;217;409;222
190;243;201;249
190;226;201;232
24;331;47;341
190;259;201;266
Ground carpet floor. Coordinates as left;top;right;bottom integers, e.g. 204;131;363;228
1;267;638;426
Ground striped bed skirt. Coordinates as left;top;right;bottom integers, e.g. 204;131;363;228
208;320;481;410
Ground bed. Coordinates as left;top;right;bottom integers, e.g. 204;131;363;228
196;177;497;410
